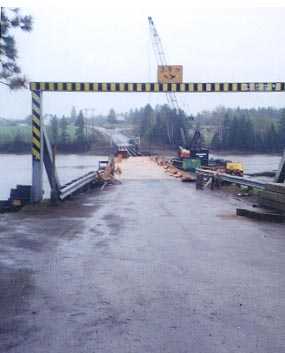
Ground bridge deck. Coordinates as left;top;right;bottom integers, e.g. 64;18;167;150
1;157;284;353
120;156;172;179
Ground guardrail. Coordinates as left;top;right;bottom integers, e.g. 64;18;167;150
59;171;99;200
196;168;266;190
117;144;141;157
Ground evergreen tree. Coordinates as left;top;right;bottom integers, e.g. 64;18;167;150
75;110;85;144
222;114;231;149
278;110;285;150
237;117;255;151
141;104;155;140
255;131;265;152
172;110;190;147
60;115;69;145
266;123;279;152
70;106;77;123
244;118;255;151
107;108;117;124
0;7;32;89
228;117;239;150
50;115;59;144
133;104;192;146
211;132;222;150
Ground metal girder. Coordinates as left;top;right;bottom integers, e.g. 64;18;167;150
30;82;285;93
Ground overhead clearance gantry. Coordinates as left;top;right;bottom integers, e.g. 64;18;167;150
30;80;285;202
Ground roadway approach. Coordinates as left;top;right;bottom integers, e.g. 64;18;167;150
0;157;284;353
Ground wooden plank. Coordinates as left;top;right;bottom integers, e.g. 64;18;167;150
260;190;285;203
265;182;285;194
258;197;285;212
237;208;285;222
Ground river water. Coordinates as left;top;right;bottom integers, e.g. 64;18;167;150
212;152;282;174
0;153;283;200
0;154;108;200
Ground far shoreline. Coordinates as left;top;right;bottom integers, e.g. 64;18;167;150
211;150;283;157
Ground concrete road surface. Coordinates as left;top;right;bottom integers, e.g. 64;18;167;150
0;157;284;353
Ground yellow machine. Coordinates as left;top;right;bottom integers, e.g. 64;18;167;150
226;162;244;177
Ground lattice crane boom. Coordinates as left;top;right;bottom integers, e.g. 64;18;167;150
148;16;180;112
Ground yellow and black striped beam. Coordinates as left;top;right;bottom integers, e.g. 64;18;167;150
32;90;41;161
30;82;285;93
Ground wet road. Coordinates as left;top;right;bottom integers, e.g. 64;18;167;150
0;157;284;353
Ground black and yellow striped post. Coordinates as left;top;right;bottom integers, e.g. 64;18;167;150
31;90;43;202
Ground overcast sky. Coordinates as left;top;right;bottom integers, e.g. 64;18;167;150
1;1;285;119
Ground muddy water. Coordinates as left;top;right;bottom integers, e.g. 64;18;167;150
0;154;108;200
0;153;283;200
212;153;282;174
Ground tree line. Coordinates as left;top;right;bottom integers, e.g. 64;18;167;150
48;109;90;152
123;104;285;153
0;107;109;153
209;108;285;153
0;105;124;153
127;104;192;147
1;104;285;154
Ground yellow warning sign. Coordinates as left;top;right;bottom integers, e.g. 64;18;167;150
158;65;183;83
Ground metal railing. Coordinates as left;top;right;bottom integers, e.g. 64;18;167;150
59;171;99;200
196;168;266;190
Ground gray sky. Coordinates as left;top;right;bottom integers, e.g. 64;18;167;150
1;2;285;119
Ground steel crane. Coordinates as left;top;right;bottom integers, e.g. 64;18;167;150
148;16;180;112
148;16;206;151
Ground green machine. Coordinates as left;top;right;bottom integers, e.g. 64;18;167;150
182;158;201;172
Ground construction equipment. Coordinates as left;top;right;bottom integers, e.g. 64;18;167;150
225;162;244;177
176;146;208;169
188;128;209;165
177;146;191;159
189;129;204;150
176;126;209;170
148;16;209;155
148;16;180;112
